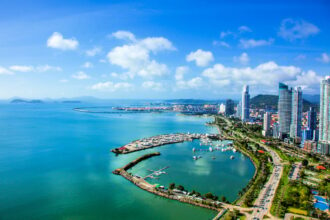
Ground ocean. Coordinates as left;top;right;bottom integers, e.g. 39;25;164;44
0;103;255;220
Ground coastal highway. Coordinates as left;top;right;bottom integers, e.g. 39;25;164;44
218;116;283;220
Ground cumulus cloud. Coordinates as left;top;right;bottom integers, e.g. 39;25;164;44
278;18;319;41
202;61;321;93
142;81;163;91
9;65;34;72
72;71;90;80
82;62;93;68
186;49;214;67
239;38;274;49
176;77;204;89
112;30;137;42
317;53;330;63
238;26;252;33
175;66;189;80
91;81;133;91
47;32;79;50
9;65;62;72
234;52;249;65
86;47;102;56
107;31;174;78
0;66;13;75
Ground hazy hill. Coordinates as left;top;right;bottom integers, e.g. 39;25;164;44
250;95;317;111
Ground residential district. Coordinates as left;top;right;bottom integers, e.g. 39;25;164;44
113;76;329;220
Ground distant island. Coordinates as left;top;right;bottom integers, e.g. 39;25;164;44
61;100;81;103
10;99;43;104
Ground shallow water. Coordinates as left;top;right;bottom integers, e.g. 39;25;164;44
0;103;255;220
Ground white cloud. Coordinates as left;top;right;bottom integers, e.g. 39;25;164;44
91;81;133;92
47;32;79;50
86;47;102;56
186;49;214;67
35;65;62;72
278;18;319;41
0;66;13;75
9;65;34;72
72;71;90;80
175;66;189;80
239;38;274;49
202;61;321;92
176;77;204;89
82;62;93;68
142;81;163;91
138;60;168;78
8;65;62;72
107;31;174;78
238;26;252;33
112;30;137;42
213;41;230;48
317;53;330;63
234;52;249;65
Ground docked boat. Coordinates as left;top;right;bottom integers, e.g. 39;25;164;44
230;155;235;159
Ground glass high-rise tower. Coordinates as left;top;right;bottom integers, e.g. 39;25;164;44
241;85;250;121
278;83;292;138
290;87;303;138
319;77;330;145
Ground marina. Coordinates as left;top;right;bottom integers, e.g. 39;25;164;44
111;133;220;154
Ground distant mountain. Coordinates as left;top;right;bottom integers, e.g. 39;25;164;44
164;99;227;104
11;99;43;104
250;94;318;111
303;94;320;104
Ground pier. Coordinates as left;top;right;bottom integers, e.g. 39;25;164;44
111;133;220;154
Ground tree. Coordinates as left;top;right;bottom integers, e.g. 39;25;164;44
221;196;227;202
302;159;308;167
204;192;214;199
177;185;184;191
169;183;175;190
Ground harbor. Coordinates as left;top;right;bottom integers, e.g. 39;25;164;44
111;133;220;154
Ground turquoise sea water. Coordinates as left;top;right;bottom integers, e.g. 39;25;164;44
0;103;255;220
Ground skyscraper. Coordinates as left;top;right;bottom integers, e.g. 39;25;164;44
241;85;250;121
236;101;242;118
262;112;271;136
278;83;292;139
307;106;317;141
225;99;235;116
290;87;303;139
318;76;330;154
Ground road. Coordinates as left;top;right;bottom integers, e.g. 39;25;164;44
217;117;284;220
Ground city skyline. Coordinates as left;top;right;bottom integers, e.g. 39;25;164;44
0;0;330;99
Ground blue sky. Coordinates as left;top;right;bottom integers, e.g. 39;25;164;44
0;0;329;99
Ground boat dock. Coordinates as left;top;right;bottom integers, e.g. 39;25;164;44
111;133;220;154
144;166;170;180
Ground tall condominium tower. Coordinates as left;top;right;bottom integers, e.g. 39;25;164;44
225;99;235;116
307;107;317;140
262;112;271;136
290;87;303;138
241;85;250;121
236;101;242;118
318;77;330;152
278;83;292;138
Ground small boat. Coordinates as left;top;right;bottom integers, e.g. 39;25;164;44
209;147;213;152
193;156;197;160
233;148;237;153
230;155;235;160
192;148;196;152
212;156;216;160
